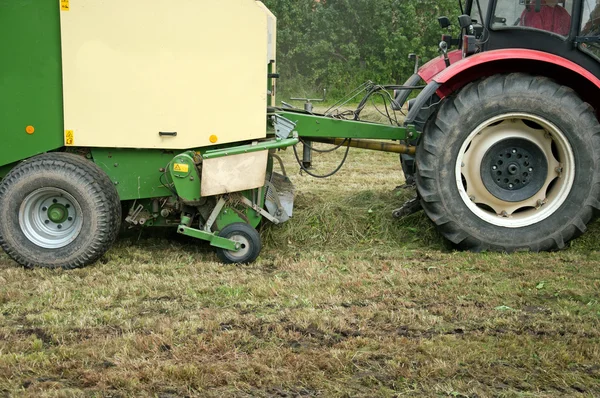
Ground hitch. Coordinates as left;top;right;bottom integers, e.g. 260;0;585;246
290;90;327;168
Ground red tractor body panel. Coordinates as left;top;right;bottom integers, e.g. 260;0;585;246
420;49;600;105
418;50;463;82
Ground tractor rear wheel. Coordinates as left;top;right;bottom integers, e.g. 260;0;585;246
0;153;121;268
416;73;600;251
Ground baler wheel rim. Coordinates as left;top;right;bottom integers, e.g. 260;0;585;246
19;187;84;249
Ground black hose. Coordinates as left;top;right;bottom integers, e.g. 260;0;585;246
292;141;351;179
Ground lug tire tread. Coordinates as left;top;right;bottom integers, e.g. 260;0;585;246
416;73;600;252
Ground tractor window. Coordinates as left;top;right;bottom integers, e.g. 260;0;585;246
580;0;600;59
492;0;573;36
470;0;490;24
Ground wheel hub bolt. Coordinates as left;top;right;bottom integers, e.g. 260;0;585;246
529;168;533;172
492;166;497;170
509;184;514;188
57;224;62;229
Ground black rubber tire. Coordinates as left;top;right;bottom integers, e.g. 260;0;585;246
416;73;600;252
0;152;122;268
400;95;440;186
216;223;262;264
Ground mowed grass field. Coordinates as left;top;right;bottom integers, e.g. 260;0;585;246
1;110;600;397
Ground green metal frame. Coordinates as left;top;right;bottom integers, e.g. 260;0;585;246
275;111;417;141
202;137;298;159
177;225;239;251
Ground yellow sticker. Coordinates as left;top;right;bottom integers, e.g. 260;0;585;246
173;163;189;173
65;130;74;146
60;0;70;11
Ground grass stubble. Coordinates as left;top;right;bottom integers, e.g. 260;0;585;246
1;108;599;397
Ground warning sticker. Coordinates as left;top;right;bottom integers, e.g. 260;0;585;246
173;163;189;173
65;130;74;146
60;0;70;11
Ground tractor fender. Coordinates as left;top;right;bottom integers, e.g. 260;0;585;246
406;49;600;125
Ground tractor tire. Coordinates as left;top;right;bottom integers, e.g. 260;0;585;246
416;73;600;252
0;152;121;268
400;95;440;186
216;223;262;264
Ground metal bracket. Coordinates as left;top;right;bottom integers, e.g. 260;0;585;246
272;114;297;140
125;203;145;225
178;225;240;251
392;197;422;218
240;196;280;225
204;197;227;232
575;36;600;43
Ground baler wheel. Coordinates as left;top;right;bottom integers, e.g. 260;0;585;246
416;73;600;252
215;223;261;264
0;153;121;268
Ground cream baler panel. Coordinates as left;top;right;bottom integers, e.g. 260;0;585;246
60;0;268;149
256;1;276;64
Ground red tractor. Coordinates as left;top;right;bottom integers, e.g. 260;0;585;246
393;0;600;252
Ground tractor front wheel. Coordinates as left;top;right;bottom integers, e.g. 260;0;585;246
0;153;121;268
416;73;600;251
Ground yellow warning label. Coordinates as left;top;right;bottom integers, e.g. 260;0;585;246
173;163;189;173
60;0;70;11
65;130;74;146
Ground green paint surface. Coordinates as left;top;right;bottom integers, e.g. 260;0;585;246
177;226;239;251
0;0;65;167
215;197;262;230
277;111;411;140
91;148;175;200
202;137;298;160
169;152;201;203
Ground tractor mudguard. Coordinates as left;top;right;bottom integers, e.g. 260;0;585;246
404;80;441;126
406;48;600;126
418;50;463;82
392;73;421;111
432;49;600;104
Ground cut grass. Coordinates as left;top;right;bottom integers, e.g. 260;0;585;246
1;117;600;397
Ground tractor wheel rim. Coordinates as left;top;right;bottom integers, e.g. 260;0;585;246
455;113;575;228
19;187;84;249
227;235;250;259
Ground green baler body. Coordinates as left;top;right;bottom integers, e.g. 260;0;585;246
0;0;64;167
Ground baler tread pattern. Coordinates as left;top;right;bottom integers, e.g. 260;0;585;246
0;152;122;268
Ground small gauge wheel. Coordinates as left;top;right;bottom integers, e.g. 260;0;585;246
215;223;262;264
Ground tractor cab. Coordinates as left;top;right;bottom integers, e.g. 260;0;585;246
459;0;600;77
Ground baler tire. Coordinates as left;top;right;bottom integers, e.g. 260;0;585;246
416;73;600;252
216;223;261;264
0;152;121;268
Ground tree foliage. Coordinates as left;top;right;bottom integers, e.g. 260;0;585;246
262;0;461;100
